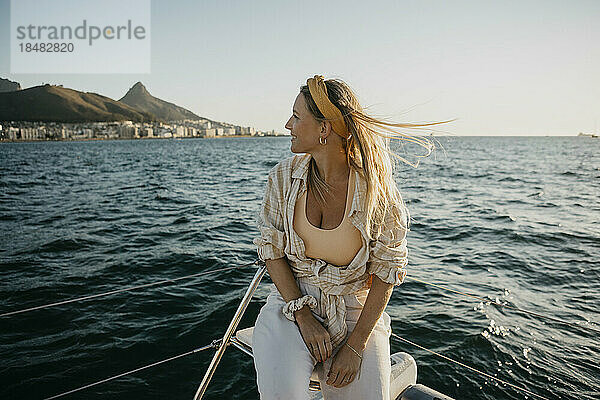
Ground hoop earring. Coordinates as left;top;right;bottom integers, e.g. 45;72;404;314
319;136;327;145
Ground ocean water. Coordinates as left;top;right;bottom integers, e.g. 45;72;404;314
0;136;598;400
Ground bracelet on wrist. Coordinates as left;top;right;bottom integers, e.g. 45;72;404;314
344;342;363;380
344;342;363;360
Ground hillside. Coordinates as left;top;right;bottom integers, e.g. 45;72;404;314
0;84;158;123
119;82;203;122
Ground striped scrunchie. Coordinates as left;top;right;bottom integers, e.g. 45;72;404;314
282;295;318;321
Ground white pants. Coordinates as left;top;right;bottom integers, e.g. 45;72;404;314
252;278;392;400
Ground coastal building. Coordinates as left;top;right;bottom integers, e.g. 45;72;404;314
21;127;42;140
7;127;19;140
200;128;216;138
119;122;137;138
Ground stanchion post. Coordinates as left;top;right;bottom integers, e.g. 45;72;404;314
192;261;267;400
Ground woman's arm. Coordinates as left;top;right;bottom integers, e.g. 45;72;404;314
347;200;410;351
345;274;394;352
265;256;333;362
265;257;305;304
253;162;332;359
325;274;394;388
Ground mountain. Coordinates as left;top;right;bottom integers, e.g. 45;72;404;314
0;84;158;123
0;78;21;93
119;82;203;121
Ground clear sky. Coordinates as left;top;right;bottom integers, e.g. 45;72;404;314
1;0;598;136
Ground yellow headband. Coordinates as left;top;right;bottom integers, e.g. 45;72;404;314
307;75;350;140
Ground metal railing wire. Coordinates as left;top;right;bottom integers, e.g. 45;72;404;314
1;260;259;318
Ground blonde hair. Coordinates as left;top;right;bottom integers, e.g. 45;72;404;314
299;77;454;240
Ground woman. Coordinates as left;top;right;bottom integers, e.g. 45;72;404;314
252;75;447;400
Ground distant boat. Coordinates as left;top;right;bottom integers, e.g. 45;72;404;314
577;132;598;138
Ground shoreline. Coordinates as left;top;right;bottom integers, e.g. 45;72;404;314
0;135;290;143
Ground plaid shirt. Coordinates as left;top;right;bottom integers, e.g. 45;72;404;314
253;153;409;349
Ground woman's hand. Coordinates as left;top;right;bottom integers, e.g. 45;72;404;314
325;344;362;388
295;307;332;363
